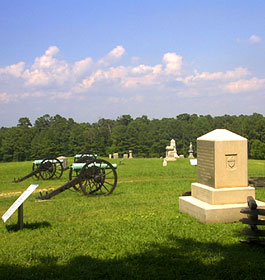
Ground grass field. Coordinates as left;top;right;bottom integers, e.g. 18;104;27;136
0;158;265;280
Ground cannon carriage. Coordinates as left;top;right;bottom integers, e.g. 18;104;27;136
13;154;118;200
38;158;118;199
14;158;64;183
13;154;97;183
74;153;97;163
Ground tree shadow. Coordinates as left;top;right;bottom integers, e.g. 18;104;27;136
5;221;51;232
1;235;265;280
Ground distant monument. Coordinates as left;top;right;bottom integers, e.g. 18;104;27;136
179;129;265;223
113;153;119;159
129;150;133;159
57;156;68;168
165;139;179;161
188;142;194;159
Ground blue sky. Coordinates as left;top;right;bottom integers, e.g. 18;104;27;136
1;0;265;127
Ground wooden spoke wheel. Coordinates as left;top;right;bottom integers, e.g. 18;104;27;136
53;158;64;179
79;159;117;196
39;158;63;180
69;167;81;191
32;162;40;179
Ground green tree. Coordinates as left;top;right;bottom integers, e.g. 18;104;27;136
250;139;265;159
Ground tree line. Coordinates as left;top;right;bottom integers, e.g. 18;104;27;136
0;113;265;162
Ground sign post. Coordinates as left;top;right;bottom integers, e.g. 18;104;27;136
2;184;39;229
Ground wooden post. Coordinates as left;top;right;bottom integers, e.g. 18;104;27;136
18;204;24;230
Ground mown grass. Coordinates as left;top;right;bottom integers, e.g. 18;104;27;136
0;158;265;280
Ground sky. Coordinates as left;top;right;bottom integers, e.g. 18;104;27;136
1;0;265;127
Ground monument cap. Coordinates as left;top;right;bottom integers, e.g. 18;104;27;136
198;129;246;141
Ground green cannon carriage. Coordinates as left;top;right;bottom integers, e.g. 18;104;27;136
14;158;64;183
37;158;118;199
74;154;97;163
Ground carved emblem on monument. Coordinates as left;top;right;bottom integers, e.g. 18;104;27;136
226;154;237;170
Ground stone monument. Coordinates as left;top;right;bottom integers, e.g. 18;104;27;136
179;129;265;224
123;154;128;159
129;150;133;159
188;142;194;159
57;156;68;168
113;153;119;159
165;139;179;161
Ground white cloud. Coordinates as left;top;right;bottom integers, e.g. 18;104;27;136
123;64;162;87
0;93;10;103
163;53;182;74
178;67;250;84
98;45;125;66
32;46;59;69
73;57;93;76
108;45;125;59
0;62;25;78
0;92;30;104
108;95;144;103
1;45;264;108
23;46;71;86
225;77;265;93
248;35;262;44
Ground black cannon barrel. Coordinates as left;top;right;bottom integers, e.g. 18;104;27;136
37;158;118;200
37;176;81;200
13;169;40;183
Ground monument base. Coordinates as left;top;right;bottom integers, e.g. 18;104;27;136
179;196;265;224
165;157;176;162
191;183;255;205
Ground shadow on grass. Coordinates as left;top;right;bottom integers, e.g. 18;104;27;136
1;236;265;280
5;221;51;232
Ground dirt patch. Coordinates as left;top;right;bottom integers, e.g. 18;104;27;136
0;188;55;198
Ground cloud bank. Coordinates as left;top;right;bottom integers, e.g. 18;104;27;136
0;45;264;106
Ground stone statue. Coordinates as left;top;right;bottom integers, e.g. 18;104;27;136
188;142;194;159
165;139;179;161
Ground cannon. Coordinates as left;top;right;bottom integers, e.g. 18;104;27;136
37;158;117;200
13;158;64;183
74;154;97;163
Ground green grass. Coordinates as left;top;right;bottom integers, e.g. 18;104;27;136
0;158;265;280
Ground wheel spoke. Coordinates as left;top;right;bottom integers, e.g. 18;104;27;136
79;159;117;196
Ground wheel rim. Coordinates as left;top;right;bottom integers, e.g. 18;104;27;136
39;158;56;180
69;167;81;191
32;163;40;179
53;158;63;179
79;159;117;196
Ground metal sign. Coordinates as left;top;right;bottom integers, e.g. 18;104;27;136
1;184;39;223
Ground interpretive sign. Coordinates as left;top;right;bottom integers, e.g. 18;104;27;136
2;184;38;223
190;159;197;166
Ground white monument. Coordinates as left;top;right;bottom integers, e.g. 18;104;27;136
188;142;194;159
113;153;119;159
129;150;133;159
179;129;265;224
57;156;68;168
165;139;179;161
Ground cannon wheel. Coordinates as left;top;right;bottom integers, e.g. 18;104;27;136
78;159;117;196
69;155;97;191
53;158;64;179
39;158;63;180
32;163;40;179
69;168;81;191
